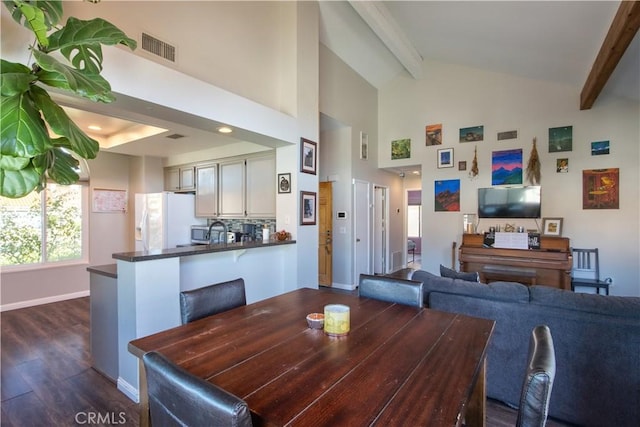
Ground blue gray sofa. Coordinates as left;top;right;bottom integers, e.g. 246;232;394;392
411;269;640;427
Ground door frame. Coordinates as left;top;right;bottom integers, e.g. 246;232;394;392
352;179;371;286
373;185;389;274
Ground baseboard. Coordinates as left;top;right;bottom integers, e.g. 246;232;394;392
0;290;90;312
331;283;357;291
117;377;139;403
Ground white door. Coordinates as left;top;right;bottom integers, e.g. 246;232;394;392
373;186;387;274
353;180;371;285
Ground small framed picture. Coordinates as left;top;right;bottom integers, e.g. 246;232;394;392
300;138;317;175
458;161;467;171
300;191;317;225
542;217;563;236
437;148;454;168
277;173;291;194
360;132;368;160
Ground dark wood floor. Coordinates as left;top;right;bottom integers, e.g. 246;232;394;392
2;296;569;426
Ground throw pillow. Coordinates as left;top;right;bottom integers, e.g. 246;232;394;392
440;264;480;282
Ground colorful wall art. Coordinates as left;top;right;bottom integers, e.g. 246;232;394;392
426;124;442;146
391;138;411;159
434;179;460;212
582;168;619;209
491;148;523;185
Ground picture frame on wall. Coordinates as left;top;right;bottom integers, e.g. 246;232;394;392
277;173;291;194
360;132;368;160
542;217;563;236
300;191;317;225
437;148;454;168
300;138;317;175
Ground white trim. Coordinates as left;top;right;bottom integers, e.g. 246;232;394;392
331;283;357;291
0;290;90;312
117;377;140;403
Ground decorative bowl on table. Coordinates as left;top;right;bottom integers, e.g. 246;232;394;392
306;313;324;329
275;230;290;241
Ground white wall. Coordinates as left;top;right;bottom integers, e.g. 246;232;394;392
379;60;640;296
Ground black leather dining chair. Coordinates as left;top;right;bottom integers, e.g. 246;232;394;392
142;351;253;427
180;278;247;324
358;274;424;308
516;325;556;427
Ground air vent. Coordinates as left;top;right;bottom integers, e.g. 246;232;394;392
166;133;185;140
141;33;176;62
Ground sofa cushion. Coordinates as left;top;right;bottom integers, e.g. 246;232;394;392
440;264;480;282
413;270;529;304
529;286;640;319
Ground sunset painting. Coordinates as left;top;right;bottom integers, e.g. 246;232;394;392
434;179;460;212
491;149;523;185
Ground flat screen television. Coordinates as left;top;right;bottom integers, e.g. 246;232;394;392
478;186;541;218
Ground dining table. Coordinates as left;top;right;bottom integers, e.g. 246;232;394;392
129;287;495;427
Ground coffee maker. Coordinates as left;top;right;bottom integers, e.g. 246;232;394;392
236;223;257;242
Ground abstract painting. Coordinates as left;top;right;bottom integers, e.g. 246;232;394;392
434;179;460;212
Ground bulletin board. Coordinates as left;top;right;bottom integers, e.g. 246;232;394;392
92;188;128;213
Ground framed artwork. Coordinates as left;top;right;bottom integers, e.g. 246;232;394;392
437;148;454;168
497;129;518;141
426;123;442;146
591;140;610;155
548;126;572;152
459;125;484;142
582;168;619;209
360;132;368;160
300;191;317;225
277;173;291;194
491;148;523;185
391;138;411;160
542;217;563;236
434;179;460;212
458;161;467;171
300;138;317;175
556;158;569;173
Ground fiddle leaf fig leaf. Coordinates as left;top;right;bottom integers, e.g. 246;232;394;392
30;85;99;159
46;145;79;185
0;154;30;171
14;1;49;48
0;91;52;157
0;60;36;96
3;0;63;32
0;160;41;198
48;17;137;74
32;50;114;102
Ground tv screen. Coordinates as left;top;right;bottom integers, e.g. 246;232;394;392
478;186;541;218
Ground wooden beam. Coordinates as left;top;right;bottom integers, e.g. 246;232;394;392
580;1;640;110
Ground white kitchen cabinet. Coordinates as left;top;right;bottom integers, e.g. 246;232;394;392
246;153;276;217
195;162;218;217
165;165;195;192
218;159;246;217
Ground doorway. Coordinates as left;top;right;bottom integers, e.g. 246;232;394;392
407;189;422;270
373;186;389;274
353;180;370;284
318;182;333;287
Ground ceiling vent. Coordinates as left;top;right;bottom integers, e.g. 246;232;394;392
165;133;185;140
141;32;176;62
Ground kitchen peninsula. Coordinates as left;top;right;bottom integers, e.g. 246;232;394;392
110;239;296;402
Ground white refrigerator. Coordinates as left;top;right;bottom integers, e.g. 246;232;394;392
135;192;203;251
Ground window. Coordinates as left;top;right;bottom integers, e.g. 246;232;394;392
407;205;422;237
0;184;88;268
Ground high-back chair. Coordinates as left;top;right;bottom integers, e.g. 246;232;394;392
180;278;247;324
516;325;556;427
358;274;423;308
571;248;610;295
143;351;253;427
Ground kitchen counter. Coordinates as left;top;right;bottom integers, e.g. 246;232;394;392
112;239;296;262
87;263;118;278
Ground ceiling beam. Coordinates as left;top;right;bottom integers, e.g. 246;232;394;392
580;1;640;110
348;1;423;80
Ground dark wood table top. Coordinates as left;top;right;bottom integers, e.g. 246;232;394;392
129;287;495;426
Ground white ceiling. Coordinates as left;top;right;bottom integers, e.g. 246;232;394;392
62;1;640;158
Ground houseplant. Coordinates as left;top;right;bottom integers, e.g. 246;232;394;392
0;0;136;198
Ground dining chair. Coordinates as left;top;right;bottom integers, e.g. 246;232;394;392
358;274;424;308
142;351;253;427
516;325;556;427
571;248;610;295
180;278;247;324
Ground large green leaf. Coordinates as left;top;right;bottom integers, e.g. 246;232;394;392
46;145;79;185
0;59;36;96
48;17;137;74
0;91;51;157
30;85;99;159
0;153;30;171
16;2;49;48
32;50;114;102
0;160;41;198
3;1;63;31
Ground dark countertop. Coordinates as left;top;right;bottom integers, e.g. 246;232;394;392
112;239;296;263
87;263;118;279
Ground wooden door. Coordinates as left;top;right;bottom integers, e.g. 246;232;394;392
318;182;333;286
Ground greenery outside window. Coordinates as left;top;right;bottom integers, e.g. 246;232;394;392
1;183;88;268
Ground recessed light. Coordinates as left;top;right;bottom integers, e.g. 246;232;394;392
88;125;102;131
217;126;233;134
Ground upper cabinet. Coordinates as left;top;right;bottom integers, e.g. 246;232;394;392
218;159;246;218
246;154;276;218
195;162;218;218
164;165;195;192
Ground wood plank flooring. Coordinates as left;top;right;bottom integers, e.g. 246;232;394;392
2;296;569;426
